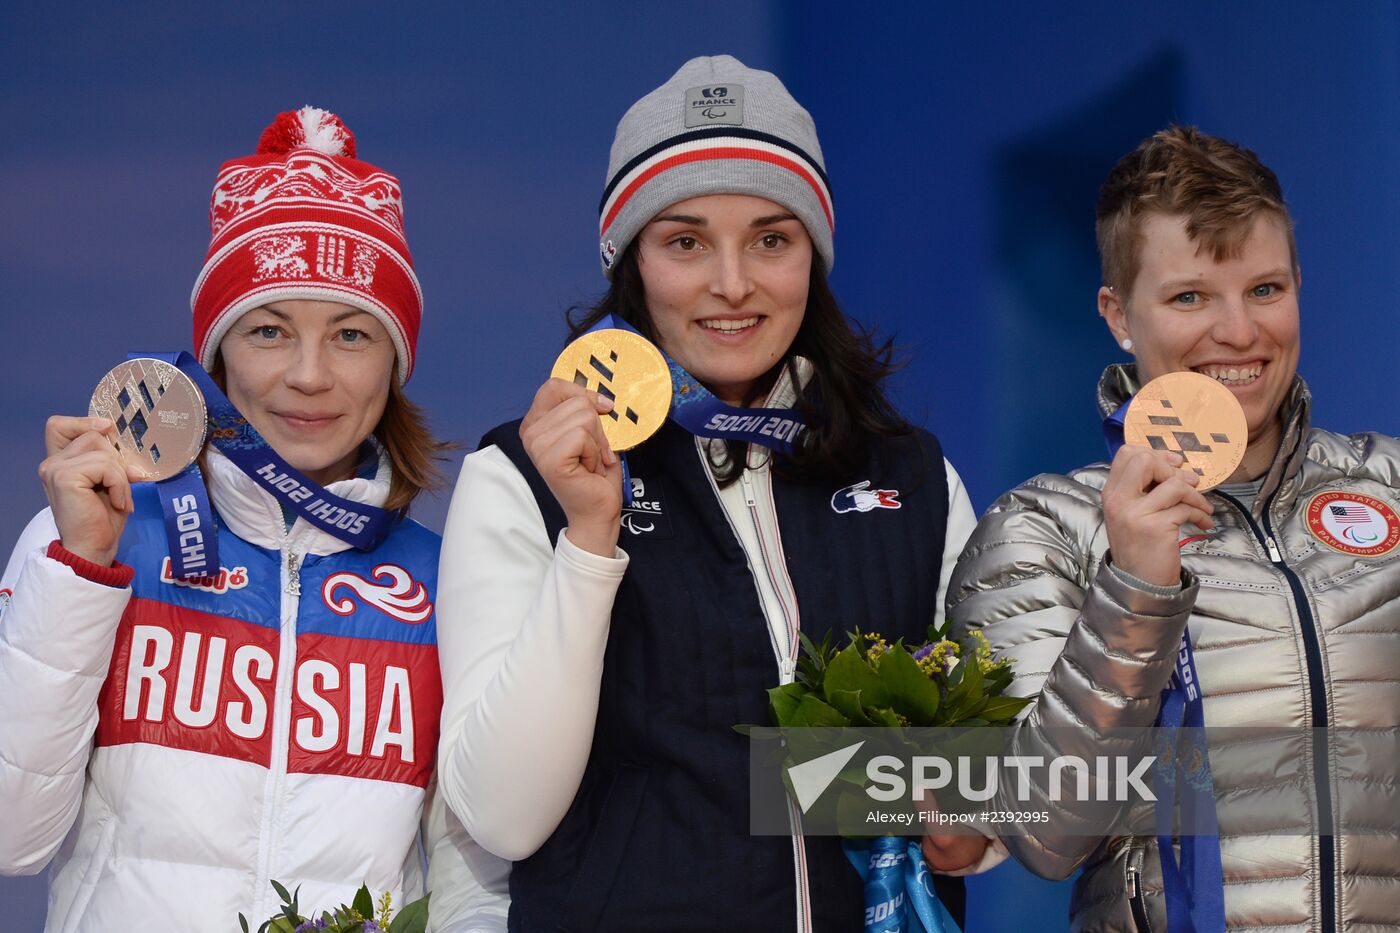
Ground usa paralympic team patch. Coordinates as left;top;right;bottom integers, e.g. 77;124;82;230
1305;491;1400;557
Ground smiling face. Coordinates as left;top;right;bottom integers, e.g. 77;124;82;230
634;194;813;406
219;299;397;487
1101;211;1301;475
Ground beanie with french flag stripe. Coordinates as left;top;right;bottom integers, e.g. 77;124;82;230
598;55;834;277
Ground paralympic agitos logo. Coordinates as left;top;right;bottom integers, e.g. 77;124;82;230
685;83;745;127
621;476;673;538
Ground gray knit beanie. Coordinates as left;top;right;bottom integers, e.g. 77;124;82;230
598;54;833;277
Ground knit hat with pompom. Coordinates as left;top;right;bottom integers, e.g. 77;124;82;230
190;106;422;383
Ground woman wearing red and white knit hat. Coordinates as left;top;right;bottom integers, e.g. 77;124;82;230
0;107;508;931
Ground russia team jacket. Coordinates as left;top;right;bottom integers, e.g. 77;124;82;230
0;448;508;931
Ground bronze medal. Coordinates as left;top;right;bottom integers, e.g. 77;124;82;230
89;359;208;482
550;329;672;452
1123;371;1248;491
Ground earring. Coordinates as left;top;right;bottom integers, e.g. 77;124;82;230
1121;338;1134;351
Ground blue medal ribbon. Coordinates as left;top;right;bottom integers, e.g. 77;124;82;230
1102;401;1225;931
133;351;400;578
153;461;217;580
592;315;809;453
1103;398;1131;458
843;837;958;933
1152;629;1224;933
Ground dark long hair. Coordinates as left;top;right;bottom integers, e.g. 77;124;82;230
567;244;911;486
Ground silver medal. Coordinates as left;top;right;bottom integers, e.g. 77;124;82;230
89;359;208;482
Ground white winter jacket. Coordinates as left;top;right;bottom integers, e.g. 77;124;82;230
0;449;508;931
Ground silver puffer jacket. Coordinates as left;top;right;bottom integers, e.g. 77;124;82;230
950;365;1400;932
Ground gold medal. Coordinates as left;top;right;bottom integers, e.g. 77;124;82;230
89;359;208;482
550;329;672;451
1124;371;1248;491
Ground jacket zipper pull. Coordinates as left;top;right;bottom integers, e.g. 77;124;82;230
740;470;757;508
1127;862;1150;931
286;552;302;596
1265;536;1283;563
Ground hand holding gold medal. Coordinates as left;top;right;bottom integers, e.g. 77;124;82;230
519;328;673;558
536;323;808;554
549;328;672;452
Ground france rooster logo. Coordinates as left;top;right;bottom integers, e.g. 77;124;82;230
831;480;901;513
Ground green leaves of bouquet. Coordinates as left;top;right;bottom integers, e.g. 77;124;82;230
238;881;428;933
767;620;1031;729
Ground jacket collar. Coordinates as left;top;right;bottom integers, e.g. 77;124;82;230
1096;363;1313;516
204;443;393;555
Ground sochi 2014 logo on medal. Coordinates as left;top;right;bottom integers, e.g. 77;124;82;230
1305;491;1400;557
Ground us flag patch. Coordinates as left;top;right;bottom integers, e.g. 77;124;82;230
1305;491;1400;557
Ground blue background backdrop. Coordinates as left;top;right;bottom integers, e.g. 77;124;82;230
4;2;1399;928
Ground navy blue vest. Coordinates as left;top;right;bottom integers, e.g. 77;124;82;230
484;419;964;933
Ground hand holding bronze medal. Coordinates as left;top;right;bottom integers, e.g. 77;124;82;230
89;359;208;482
1122;371;1247;491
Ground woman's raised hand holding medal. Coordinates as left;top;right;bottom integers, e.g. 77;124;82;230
1101;444;1213;587
38;415;143;567
1103;371;1250;587
41;356;212;570
519;378;624;557
528;325;674;557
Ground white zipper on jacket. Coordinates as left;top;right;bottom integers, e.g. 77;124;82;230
250;533;306;916
737;468;801;681
702;443;811;933
715;460;785;675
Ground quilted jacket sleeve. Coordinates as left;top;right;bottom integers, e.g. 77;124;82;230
947;472;1197;880
0;509;132;874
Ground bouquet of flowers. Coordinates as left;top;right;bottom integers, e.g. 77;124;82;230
763;620;1032;933
769;621;1030;730
238;881;428;933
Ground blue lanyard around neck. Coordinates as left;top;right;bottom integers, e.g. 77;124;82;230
1103;397;1225;932
591;314;809;453
135;351;399;578
586;316;809;507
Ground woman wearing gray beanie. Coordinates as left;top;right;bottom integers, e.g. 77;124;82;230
434;56;981;931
